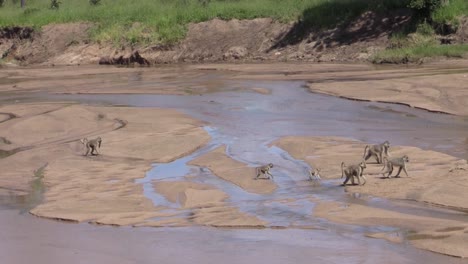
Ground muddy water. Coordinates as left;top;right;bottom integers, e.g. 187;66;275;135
2;66;468;263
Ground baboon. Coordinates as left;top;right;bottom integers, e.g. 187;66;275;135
80;137;102;156
381;155;409;178
341;161;367;186
363;141;390;164
309;168;322;181
255;163;274;180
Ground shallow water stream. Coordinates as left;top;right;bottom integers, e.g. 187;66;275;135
1;65;468;264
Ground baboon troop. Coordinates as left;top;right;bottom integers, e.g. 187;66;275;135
307;140;409;187
80;136;102;156
78;136;409;188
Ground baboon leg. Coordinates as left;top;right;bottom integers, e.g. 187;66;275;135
267;171;273;179
342;175;351;185
350;175;356;185
395;167;403;178
377;153;382;164
90;146;97;155
361;175;367;185
255;171;261;180
364;153;370;162
85;147;90;156
356;175;361;185
403;165;409;177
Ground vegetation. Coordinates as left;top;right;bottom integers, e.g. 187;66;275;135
372;44;468;63
49;0;61;10
89;0;100;6
0;0;467;62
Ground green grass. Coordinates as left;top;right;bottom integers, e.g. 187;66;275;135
1;0;468;61
372;44;468;63
432;0;468;25
0;0;411;45
0;0;319;44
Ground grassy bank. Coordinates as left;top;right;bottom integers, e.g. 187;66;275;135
371;0;468;63
0;0;410;45
1;0;468;62
372;44;468;63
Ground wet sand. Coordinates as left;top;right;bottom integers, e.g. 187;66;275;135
1;63;468;262
0;103;211;225
274;136;468;257
4;208;463;264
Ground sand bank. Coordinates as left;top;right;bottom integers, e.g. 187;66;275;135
0;102;210;225
189;145;277;195
274;136;468;257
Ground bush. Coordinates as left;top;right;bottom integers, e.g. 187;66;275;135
416;20;435;35
23;7;40;15
0;0;4;7
89;0;100;6
50;0;61;10
408;0;445;17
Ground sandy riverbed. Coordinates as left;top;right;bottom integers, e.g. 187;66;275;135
1;63;467;260
274;136;468;257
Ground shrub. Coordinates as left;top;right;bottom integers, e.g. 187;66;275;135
408;0;445;17
50;0;61;10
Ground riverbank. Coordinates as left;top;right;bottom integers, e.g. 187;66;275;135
2;18;467;67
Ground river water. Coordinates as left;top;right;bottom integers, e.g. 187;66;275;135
1;65;467;264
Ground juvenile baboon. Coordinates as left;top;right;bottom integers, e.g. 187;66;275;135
381;155;409;178
341;161;367;186
255;163;274;180
309;168;322;181
363;141;390;164
80;137;102;156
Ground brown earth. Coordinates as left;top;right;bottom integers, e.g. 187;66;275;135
0;10;417;66
274;136;468;258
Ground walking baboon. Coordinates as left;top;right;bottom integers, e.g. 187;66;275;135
381;155;409;178
80;137;102;156
363;141;390;164
309;168;322;181
341;161;367;186
255;163;274;180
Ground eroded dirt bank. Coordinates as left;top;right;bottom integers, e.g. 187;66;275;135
2;14;468;66
0;11;421;66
